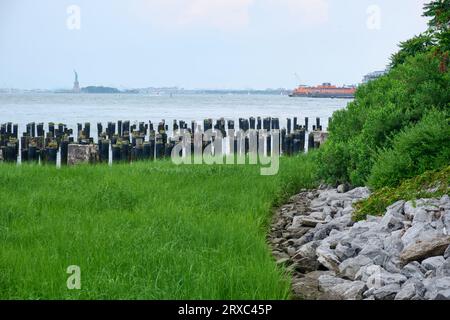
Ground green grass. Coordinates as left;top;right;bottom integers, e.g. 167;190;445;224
0;155;318;299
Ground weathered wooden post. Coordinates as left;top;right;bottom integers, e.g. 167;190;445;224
112;144;121;163
286;134;293;156
28;142;38;163
60;139;69;165
143;142;153;160
249;117;256;130
46;143;58;165
5;142;17;162
97;123;103;138
123;121;130;138
99;139;110;163
135;143;144;161
308;132;315;151
155;134;164;159
48;122;55;138
118;120;123;137
281;128;287;154
13;124;18;139
263;117;271;131
121;141;130;162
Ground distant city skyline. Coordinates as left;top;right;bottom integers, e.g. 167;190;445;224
0;0;429;90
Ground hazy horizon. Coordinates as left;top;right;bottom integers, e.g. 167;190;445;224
0;0;429;90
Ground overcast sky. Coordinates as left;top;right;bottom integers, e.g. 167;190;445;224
0;0;429;90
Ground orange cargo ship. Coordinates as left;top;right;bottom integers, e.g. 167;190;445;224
289;83;356;99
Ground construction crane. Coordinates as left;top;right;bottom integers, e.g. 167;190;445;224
293;73;307;87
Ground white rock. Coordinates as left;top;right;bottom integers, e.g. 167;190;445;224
355;264;382;282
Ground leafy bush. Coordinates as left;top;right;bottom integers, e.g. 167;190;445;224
318;52;450;187
368;110;450;189
316;141;351;185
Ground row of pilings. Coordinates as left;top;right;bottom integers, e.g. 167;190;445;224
0;117;330;165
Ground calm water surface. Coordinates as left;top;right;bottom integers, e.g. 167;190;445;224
0;93;351;135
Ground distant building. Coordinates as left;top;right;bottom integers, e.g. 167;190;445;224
73;70;81;93
363;70;387;83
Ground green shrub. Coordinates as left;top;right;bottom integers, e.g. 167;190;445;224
317;141;351;185
318;51;449;187
368;110;450;189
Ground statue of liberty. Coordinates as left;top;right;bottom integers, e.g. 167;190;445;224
73;70;80;92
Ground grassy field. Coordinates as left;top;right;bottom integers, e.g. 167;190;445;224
0;155;317;299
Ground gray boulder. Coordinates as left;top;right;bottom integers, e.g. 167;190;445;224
316;246;341;272
366;269;407;290
436;258;450;277
383;233;404;256
383;256;403;274
293;241;321;273
359;244;389;266
412;208;434;225
422;256;446;271
401;222;443;249
401;261;426;279
395;278;426;300
445;245;450;259
335;243;356;261
440;195;450;210
424;276;450;300
373;283;401;300
345;187;371;200
386;200;405;215
318;275;366;300
339;255;373;280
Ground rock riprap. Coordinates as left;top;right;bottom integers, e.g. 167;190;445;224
270;188;450;300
